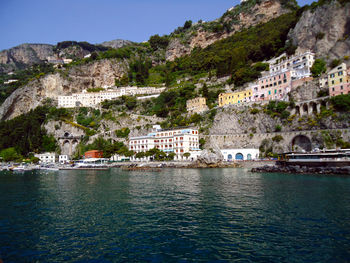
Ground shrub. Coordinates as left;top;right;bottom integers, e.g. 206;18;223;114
330;59;341;69
330;94;350;112
250;108;259;114
272;135;284;143
275;125;282;132
311;59;326;77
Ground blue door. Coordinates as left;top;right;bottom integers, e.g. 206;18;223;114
228;154;233;161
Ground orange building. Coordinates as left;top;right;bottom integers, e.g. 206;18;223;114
85;150;103;159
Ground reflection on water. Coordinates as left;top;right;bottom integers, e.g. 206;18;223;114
0;168;350;262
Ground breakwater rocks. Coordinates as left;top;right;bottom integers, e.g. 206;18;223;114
251;165;350;175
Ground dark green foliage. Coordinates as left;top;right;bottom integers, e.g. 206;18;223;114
330;94;350;112
74;137;132;159
275;125;282;132
311;59;326;77
250;108;259;114
266;101;290;119
0;147;22;162
149;35;169;50
0;106;57;156
317;89;329;98
330;59;341;69
168;12;298;86
272;135;284;142
101;95;138;111
199;138;206;149
0;63;55;104
76;107;100;128
184;20;192;29
151;84;196;117
129;59;152;85
115;128;130;138
55;41;108;52
42;135;58;152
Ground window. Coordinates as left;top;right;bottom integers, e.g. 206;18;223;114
340;78;343;83
332;88;335;91
341;86;343;90
338;71;343;76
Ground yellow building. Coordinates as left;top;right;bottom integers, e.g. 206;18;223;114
328;63;350;97
186;97;208;114
328;63;348;87
218;90;253;107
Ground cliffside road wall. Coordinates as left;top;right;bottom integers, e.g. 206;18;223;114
204;128;350;152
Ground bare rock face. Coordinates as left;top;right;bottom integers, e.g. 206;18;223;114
0;59;128;120
197;148;224;165
0;43;54;72
166;0;291;61
289;79;323;102
288;1;350;62
101;39;133;49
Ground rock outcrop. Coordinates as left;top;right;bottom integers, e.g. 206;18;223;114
166;0;293;61
197;148;224;165
101;39;133;49
0;43;54;73
288;0;350;63
0;59;128;120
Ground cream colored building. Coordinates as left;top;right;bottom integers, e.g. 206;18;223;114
58;87;166;108
186;97;208;114
35;152;56;164
129;125;201;161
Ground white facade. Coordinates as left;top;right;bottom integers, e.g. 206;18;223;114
58;87;166;108
35;152;56;164
221;149;260;161
59;155;69;164
268;51;315;80
129;126;201;161
110;154;129;162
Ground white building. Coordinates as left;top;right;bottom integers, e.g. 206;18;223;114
59;155;70;164
58;87;166;108
221;149;260;161
129;125;201;161
268;51;315;80
35;152;56;164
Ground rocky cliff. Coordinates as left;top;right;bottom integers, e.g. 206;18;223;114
0;59;128;120
165;0;294;61
0;43;54;73
101;39;133;49
288;0;350;63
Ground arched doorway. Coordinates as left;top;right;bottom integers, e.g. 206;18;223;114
291;135;312;152
235;153;244;160
62;140;71;155
310;102;317;114
247;154;252;160
302;104;309;115
227;154;233;161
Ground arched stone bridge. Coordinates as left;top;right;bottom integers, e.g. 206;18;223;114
291;97;330;116
205;128;350;152
58;132;84;156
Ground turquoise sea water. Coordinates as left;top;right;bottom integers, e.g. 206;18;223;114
0;168;349;262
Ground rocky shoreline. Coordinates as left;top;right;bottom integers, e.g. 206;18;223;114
251;165;350;175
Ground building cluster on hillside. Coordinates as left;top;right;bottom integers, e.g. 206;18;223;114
46;56;72;65
186;97;209;114
218;51;315;107
58;86;165;108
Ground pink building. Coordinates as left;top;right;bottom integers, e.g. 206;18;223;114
329;67;350;97
253;70;292;102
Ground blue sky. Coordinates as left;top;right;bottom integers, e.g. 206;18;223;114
0;0;315;51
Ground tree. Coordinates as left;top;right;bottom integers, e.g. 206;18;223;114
149;34;169;50
184;20;192;29
183;152;191;160
311;59;326;77
199;138;206;149
0;147;22;162
135;152;145;159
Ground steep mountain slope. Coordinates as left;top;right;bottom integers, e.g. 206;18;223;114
0;44;54;73
165;0;297;61
0;59;128;120
288;0;350;62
